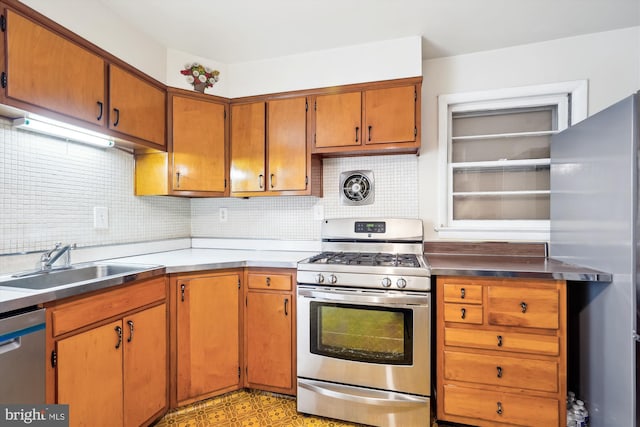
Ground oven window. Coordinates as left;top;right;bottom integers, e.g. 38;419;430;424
310;302;413;365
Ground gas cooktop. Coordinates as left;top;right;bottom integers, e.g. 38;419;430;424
307;251;421;268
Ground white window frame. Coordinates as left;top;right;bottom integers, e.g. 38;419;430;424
437;80;588;241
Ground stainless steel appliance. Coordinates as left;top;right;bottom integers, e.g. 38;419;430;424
551;91;639;427
297;218;431;427
0;307;45;403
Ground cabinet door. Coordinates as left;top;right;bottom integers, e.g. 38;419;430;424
5;9;105;125
57;320;123;427
123;304;167;427
314;92;361;148
176;274;240;403
267;97;307;191
109;64;166;147
172;96;226;192
364;85;416;145
246;291;292;390
230;102;266;193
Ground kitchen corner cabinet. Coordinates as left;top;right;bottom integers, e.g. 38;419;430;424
135;90;228;197
312;78;421;156
436;276;567;427
1;8;106;126
230;97;322;197
44;276;168;427
171;271;242;407
244;269;296;395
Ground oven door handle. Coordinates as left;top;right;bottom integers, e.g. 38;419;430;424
298;379;427;407
297;288;429;306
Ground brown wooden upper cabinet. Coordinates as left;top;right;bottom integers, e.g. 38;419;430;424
313;80;421;156
230;97;321;197
108;64;166;147
135;90;228;197
0;4;166;150
2;9;106;127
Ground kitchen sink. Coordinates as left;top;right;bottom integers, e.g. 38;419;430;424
1;263;158;291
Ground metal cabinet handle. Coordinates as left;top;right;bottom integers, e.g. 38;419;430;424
497;335;503;347
520;301;527;313
97;101;103;121
266;277;271;287
259;174;264;189
355;126;359;142
460;288;465;299
497;366;503;378
181;284;186;302
113;108;120;127
115;326;123;349
270;174;275;188
496;401;503;415
176;171;181;188
127;320;134;343
284;298;289;316
461;308;466;319
368;125;372;141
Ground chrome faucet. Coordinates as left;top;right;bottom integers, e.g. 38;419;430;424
40;242;76;271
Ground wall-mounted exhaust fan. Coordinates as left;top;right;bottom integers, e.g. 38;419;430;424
340;170;374;206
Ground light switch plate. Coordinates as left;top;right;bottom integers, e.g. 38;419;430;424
313;205;324;220
93;206;109;229
219;207;228;222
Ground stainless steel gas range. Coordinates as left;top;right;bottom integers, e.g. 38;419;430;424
296;218;432;427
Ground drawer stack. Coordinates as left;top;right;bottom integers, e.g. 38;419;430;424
436;276;567;427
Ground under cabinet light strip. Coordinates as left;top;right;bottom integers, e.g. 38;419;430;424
13;116;115;148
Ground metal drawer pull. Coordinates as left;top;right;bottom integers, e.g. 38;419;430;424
115;326;123;349
368;125;372;141
270;174;275;188
181;284;186;302
355;126;359;142
497;335;503;347
97;101;103;121
127;320;134;343
497;366;503;378
176;171;181;188
284;298;289;316
520;301;527;313
113;108;120;127
461;308;466;319
460;288;465;299
266;277;271;286
496;401;503;415
259;174;264;189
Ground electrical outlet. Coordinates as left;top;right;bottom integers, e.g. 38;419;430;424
313;205;324;220
93;206;109;229
219;207;228;222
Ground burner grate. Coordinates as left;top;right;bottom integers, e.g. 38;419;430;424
307;252;420;268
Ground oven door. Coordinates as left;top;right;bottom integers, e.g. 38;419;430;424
297;285;431;396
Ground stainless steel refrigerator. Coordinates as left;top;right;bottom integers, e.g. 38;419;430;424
550;91;638;427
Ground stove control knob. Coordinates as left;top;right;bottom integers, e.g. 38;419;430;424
315;273;325;284
397;278;407;289
329;274;338;284
381;277;392;288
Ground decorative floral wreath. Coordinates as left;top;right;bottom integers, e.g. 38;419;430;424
180;63;220;92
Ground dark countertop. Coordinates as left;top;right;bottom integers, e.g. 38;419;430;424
426;254;612;282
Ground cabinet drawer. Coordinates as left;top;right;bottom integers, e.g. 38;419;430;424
444;350;558;392
248;273;292;291
444;328;559;356
443;283;482;304
444;303;483;325
443;384;559;427
488;286;559;329
51;277;166;336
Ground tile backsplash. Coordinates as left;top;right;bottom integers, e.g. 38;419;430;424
0;118;191;256
191;154;419;240
1;112;419;257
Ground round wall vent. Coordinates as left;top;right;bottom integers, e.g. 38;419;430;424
340;170;374;206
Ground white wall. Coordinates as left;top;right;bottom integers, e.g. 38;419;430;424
420;26;640;240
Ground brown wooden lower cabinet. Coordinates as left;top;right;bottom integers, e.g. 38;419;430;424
45;276;168;427
436;276;567;427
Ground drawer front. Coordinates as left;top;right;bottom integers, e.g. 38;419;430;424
488;286;559;329
247;273;292;291
443;283;482;304
444;303;483;325
51;276;166;336
444;350;558;392
444;328;559;356
443;384;559;426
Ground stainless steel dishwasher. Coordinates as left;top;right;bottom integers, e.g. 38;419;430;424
0;307;45;403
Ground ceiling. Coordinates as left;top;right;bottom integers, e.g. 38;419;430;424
97;0;640;64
